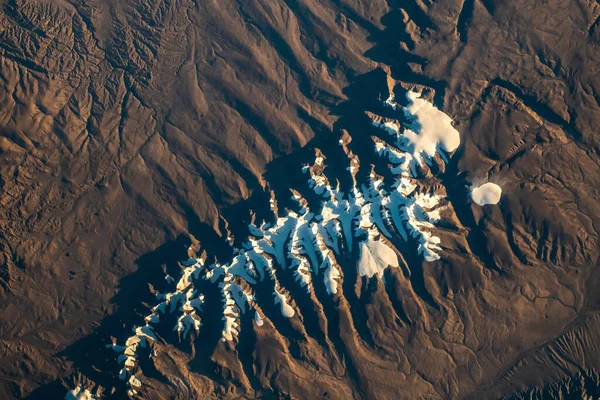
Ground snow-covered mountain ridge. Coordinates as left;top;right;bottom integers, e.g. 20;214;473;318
106;85;465;396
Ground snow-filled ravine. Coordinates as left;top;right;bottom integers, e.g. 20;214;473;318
103;88;462;397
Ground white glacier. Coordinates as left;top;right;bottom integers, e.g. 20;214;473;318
402;91;460;158
358;240;400;281
274;288;295;318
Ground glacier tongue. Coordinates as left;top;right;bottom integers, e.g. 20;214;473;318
358;240;400;282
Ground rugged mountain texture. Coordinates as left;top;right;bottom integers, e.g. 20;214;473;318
1;0;600;399
506;369;600;399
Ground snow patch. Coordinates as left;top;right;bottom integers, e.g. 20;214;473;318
471;182;502;206
65;385;97;400
274;288;295;317
358;240;399;281
254;311;264;326
323;261;341;294
403;91;460;158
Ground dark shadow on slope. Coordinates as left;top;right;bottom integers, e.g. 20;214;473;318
457;0;475;43
363;5;447;108
30;235;192;399
25;380;67;400
180;201;234;263
504;369;600;400
441;158;505;275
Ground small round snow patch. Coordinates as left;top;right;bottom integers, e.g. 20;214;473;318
470;182;502;206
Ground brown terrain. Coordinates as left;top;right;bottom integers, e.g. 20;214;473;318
2;0;600;399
